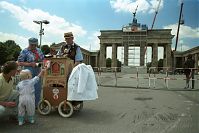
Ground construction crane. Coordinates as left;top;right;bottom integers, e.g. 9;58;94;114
133;5;138;18
131;5;139;31
175;0;184;51
151;0;161;29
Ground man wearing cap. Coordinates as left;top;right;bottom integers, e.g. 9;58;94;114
17;37;44;107
57;32;83;66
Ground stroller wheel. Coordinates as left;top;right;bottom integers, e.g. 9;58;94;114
38;100;51;115
58;101;73;118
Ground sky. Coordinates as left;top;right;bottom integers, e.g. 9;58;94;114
0;0;198;63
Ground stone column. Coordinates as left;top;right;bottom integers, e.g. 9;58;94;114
95;56;98;67
163;43;172;68
151;43;158;68
86;55;89;64
88;55;90;65
111;44;117;67
195;54;198;74
84;54;87;64
140;43;145;66
99;43;106;67
124;43;128;66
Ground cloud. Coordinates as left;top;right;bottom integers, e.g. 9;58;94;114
163;23;199;39
176;39;190;51
87;31;100;51
110;0;163;14
0;1;87;44
0;32;28;48
163;23;198;51
0;32;51;49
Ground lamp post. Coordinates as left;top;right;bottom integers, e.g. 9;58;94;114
33;20;50;48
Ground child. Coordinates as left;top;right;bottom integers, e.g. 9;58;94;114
16;69;44;126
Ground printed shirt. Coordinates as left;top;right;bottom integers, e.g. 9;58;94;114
18;48;44;63
75;47;83;61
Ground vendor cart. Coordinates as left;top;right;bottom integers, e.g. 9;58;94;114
37;57;83;117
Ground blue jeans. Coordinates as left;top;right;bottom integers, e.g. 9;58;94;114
0;90;19;118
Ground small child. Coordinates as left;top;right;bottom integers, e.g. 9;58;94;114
16;69;44;126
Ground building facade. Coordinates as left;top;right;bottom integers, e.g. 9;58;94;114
173;46;199;73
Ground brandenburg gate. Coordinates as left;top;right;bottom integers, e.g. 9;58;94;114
98;29;174;68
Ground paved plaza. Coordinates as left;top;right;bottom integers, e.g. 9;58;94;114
0;72;198;133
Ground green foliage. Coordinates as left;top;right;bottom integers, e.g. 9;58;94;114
106;58;112;67
41;45;50;55
0;40;21;65
106;58;122;67
158;59;163;71
50;42;56;47
117;59;121;67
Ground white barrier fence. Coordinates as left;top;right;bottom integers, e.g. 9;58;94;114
93;67;199;89
13;67;198;90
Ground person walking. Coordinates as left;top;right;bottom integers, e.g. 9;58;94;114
184;54;195;89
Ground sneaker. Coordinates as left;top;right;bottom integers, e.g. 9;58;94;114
18;121;24;126
30;119;35;124
28;116;35;124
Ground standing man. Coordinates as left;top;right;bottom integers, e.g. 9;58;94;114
17;38;44;107
57;32;83;66
184;54;195;89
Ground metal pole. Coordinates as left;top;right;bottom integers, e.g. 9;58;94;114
175;2;184;51
39;23;43;48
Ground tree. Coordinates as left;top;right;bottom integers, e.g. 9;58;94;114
106;58;112;67
117;59;121;67
158;59;163;71
0;40;21;65
41;45;50;55
0;43;8;65
146;62;151;73
50;42;56;47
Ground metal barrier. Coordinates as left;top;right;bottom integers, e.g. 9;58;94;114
94;66;199;90
13;66;198;90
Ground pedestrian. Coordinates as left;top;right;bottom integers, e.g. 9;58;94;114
184;54;195;89
0;61;19;118
17;37;44;107
17;69;44;126
57;32;83;66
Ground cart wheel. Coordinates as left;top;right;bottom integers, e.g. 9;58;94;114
58;101;73;118
73;102;83;112
38;100;51;115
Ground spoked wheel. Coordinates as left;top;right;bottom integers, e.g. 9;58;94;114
73;101;83;112
58;101;73;118
37;100;51;115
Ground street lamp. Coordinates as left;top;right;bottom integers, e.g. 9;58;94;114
33;20;50;48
